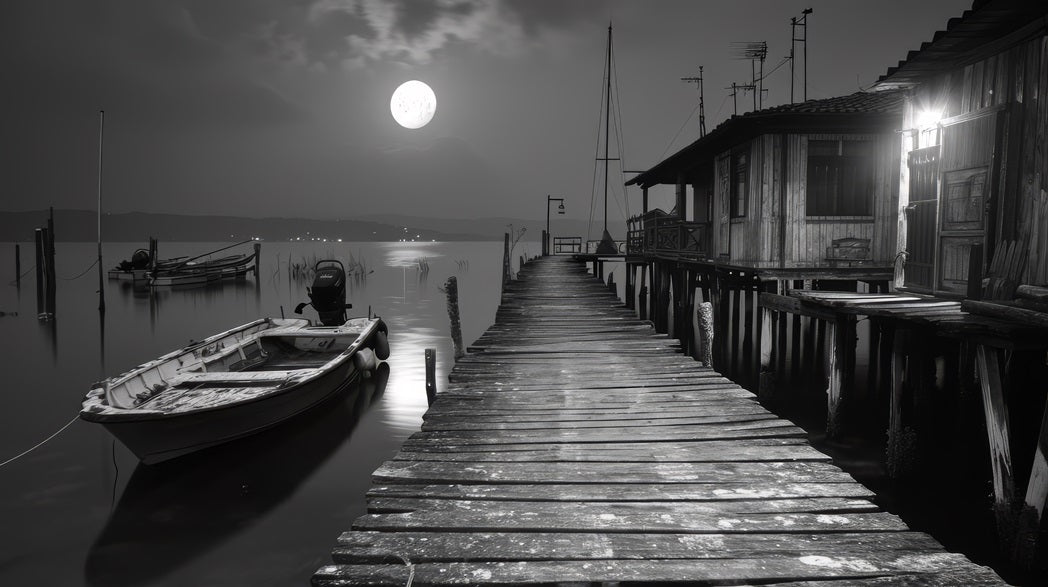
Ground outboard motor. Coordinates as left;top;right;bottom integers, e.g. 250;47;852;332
130;249;151;269
295;260;351;326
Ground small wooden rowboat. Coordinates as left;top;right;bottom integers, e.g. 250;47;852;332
146;254;254;287
80;316;389;464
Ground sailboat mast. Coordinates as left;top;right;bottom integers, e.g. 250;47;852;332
97;110;106;313
603;24;612;233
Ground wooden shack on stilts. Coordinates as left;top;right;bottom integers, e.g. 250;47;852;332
626;90;904;401
625;0;1048;576
865;0;1048;572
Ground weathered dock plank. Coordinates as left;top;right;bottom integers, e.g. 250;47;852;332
312;256;1005;585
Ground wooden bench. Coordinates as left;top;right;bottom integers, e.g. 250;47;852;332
825;237;871;267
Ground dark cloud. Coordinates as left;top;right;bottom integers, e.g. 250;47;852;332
305;6;375;65
500;0;592;35
390;0;442;39
4;0;301;127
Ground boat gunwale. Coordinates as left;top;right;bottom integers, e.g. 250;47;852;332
80;317;383;422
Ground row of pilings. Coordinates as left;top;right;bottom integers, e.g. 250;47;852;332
572;253;1046;584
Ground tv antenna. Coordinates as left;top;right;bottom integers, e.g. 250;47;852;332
681;66;707;137
726;82;756;116
731;41;768;110
789;8;813;102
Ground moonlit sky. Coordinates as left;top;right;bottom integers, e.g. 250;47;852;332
4;0;972;224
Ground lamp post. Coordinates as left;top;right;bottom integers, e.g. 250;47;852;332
546;195;565;256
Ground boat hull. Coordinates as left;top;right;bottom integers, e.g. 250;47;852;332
80;317;388;464
96;361;358;464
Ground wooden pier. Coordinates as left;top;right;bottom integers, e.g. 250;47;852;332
313;255;1005;585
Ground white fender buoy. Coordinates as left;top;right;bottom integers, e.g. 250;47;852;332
373;330;390;361
353;347;378;373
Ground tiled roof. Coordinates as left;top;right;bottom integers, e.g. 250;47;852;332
627;90;903;188
750;90;904;116
876;0;1048;89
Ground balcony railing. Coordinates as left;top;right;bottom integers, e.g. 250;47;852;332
626;218;709;256
552;236;582;254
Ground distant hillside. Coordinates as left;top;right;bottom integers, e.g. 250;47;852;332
0;210;493;243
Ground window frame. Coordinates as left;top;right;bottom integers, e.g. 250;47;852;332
805;138;875;218
730;145;749;218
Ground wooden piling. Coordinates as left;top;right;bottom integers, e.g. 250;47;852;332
824;313;856;440
14;244;20;288
976;344;1017;549
502;233;511;291
887;329;916;479
793;281;805;381
625;265;634;310
638;285;648;321
758;303;775;403
714;274;729;370
682;271;697;357
1016;393;1048;568
425;348;436;406
697;301;714;368
730;288;742;381
45;209;56;316
657;264;670;334
444;276;465;360
253;242;261;277
34;228;44;317
743;287;755;389
606;272;615;297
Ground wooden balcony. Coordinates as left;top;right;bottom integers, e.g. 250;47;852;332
627;217;709;257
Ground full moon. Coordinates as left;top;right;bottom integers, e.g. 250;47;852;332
390;80;436;129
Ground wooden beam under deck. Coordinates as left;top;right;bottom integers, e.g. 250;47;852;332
313;256;1006;586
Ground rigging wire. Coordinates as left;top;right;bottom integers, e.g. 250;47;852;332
609;93;628;223
588;34;612;244
657;101;701;163
610;36;630;223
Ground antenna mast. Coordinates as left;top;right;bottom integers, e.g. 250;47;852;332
731;41;767;110
681;65;707;137
789;8;813;103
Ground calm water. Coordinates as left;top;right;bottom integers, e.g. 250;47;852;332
0;240;536;586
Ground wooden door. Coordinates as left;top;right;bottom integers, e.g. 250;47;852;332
905;146;939;291
937;112;998;294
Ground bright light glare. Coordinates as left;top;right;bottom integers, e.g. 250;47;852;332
914;108;943;129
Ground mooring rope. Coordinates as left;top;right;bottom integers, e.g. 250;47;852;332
61;258;100;280
0;415;79;468
393;554;415;587
7;264;35;286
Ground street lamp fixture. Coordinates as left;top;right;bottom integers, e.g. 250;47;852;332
546;195;566;256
